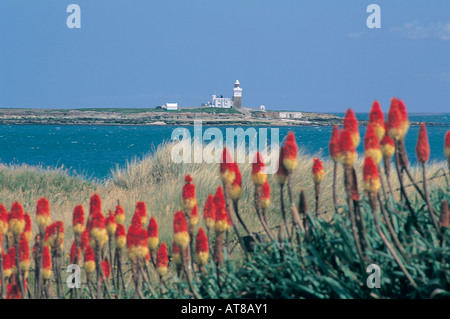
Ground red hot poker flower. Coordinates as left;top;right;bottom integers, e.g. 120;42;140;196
147;217;159;252
220;147;236;185
445;131;450;163
101;259;111;280
44;221;64;248
182;175;197;211
190;204;199;226
114;204;125;225
105;213;117;236
126;224;149;262
0;204;8;235
369;100;385;140
252;152;267;185
381;133;395;160
72;205;85;236
173;211;189;249
135;202;147;225
156;242;168;276
276;148;288;185
416;123;430;164
203;194;216;230
329;125;341;163
195;228;209;266
10;202;26;237
84;246;95;274
115;223;126;249
42;246;52;280
364;124;382;165
261;181;271;209
214;186;229;234
230;163;242;201
282;131;298;172
89;193;102;217
19;233;30;272
70;241;82;264
312;158;325;184
24;212;32;241
343;109;360;146
363;157;381;193
36;197;51;231
340;129;357;166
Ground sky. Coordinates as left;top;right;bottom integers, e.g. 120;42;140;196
0;0;449;113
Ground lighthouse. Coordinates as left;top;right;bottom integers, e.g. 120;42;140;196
233;80;242;109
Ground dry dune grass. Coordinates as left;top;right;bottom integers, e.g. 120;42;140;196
0;140;448;249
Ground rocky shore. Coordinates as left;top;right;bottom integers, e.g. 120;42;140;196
0;108;446;127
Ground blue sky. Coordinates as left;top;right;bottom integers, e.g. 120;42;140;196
0;0;449;112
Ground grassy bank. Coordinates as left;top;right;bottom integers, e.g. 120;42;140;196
1;141;448;249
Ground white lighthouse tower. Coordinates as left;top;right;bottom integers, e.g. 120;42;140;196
233;80;242;109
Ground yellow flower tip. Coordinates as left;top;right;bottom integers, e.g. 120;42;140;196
115;236;126;249
365;149;382;166
261;199;271;209
364;179;381;194
42;269;52;280
19;261;31;272
84;260;96;274
205;218;215;230
36;215;51;229
116;215;125;225
25;231;32;242
156;266;168;277
73;224;86;236
373;124;386;142
313;171;325;184
190;216;198;227
195;251;209;266
252;172;267;185
148;237;159;252
221;170;236;186
174;232;190;249
381;144;395;159
351;133;360;148
282;158;297;172
182;199;197;212
106;224;117;236
173;252;182;265
10;220;25;237
341;151;357;166
214;220;229;234
230;186;242;201
3;269;12;278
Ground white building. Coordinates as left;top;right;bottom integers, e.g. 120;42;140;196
164;103;178;111
205;80;243;108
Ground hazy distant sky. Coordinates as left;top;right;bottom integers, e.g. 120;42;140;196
1;0;449;112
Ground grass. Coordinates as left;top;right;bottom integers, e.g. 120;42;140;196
0;140;448;251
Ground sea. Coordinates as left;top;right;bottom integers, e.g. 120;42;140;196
0;113;449;180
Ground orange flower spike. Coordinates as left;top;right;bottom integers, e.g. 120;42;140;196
89;211;108;249
72;205;86;236
114;204;125;225
130;211;142;228
0;204;8;235
369;100;385;140
84;246;96;274
7;282;22;299
276;149;288;185
252;152;267;185
312;158;325;184
182;175;197;211
41;246;52;280
0;230;2;255
44;221;64;248
230;163;243;200
105;212;117;237
126;225;149;262
190;205;199;227
220;147;236;185
173;211;190;249
89;193;102;217
80;230;90;252
329;125;342;163
363;157;381;193
8;247;17;274
340;129;357;166
195;228;209;266
343;109;360;147
214;186;229;233
69;241;81;264
135;202;147;225
364;124;382;165
156;242;169;276
18;233;31;273
101;259;111;281
147;217;159;252
9;202;26;237
380;134;395;160
203;194;216;231
445;131;450;162
172;241;183;265
36;197;51;232
388;97;409;141
261;181;271;209
416;123;430;164
282;131;298;172
24;212;32;241
115;224;126;249
3;252;12;278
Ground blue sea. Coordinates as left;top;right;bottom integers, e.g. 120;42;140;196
0;113;449;180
